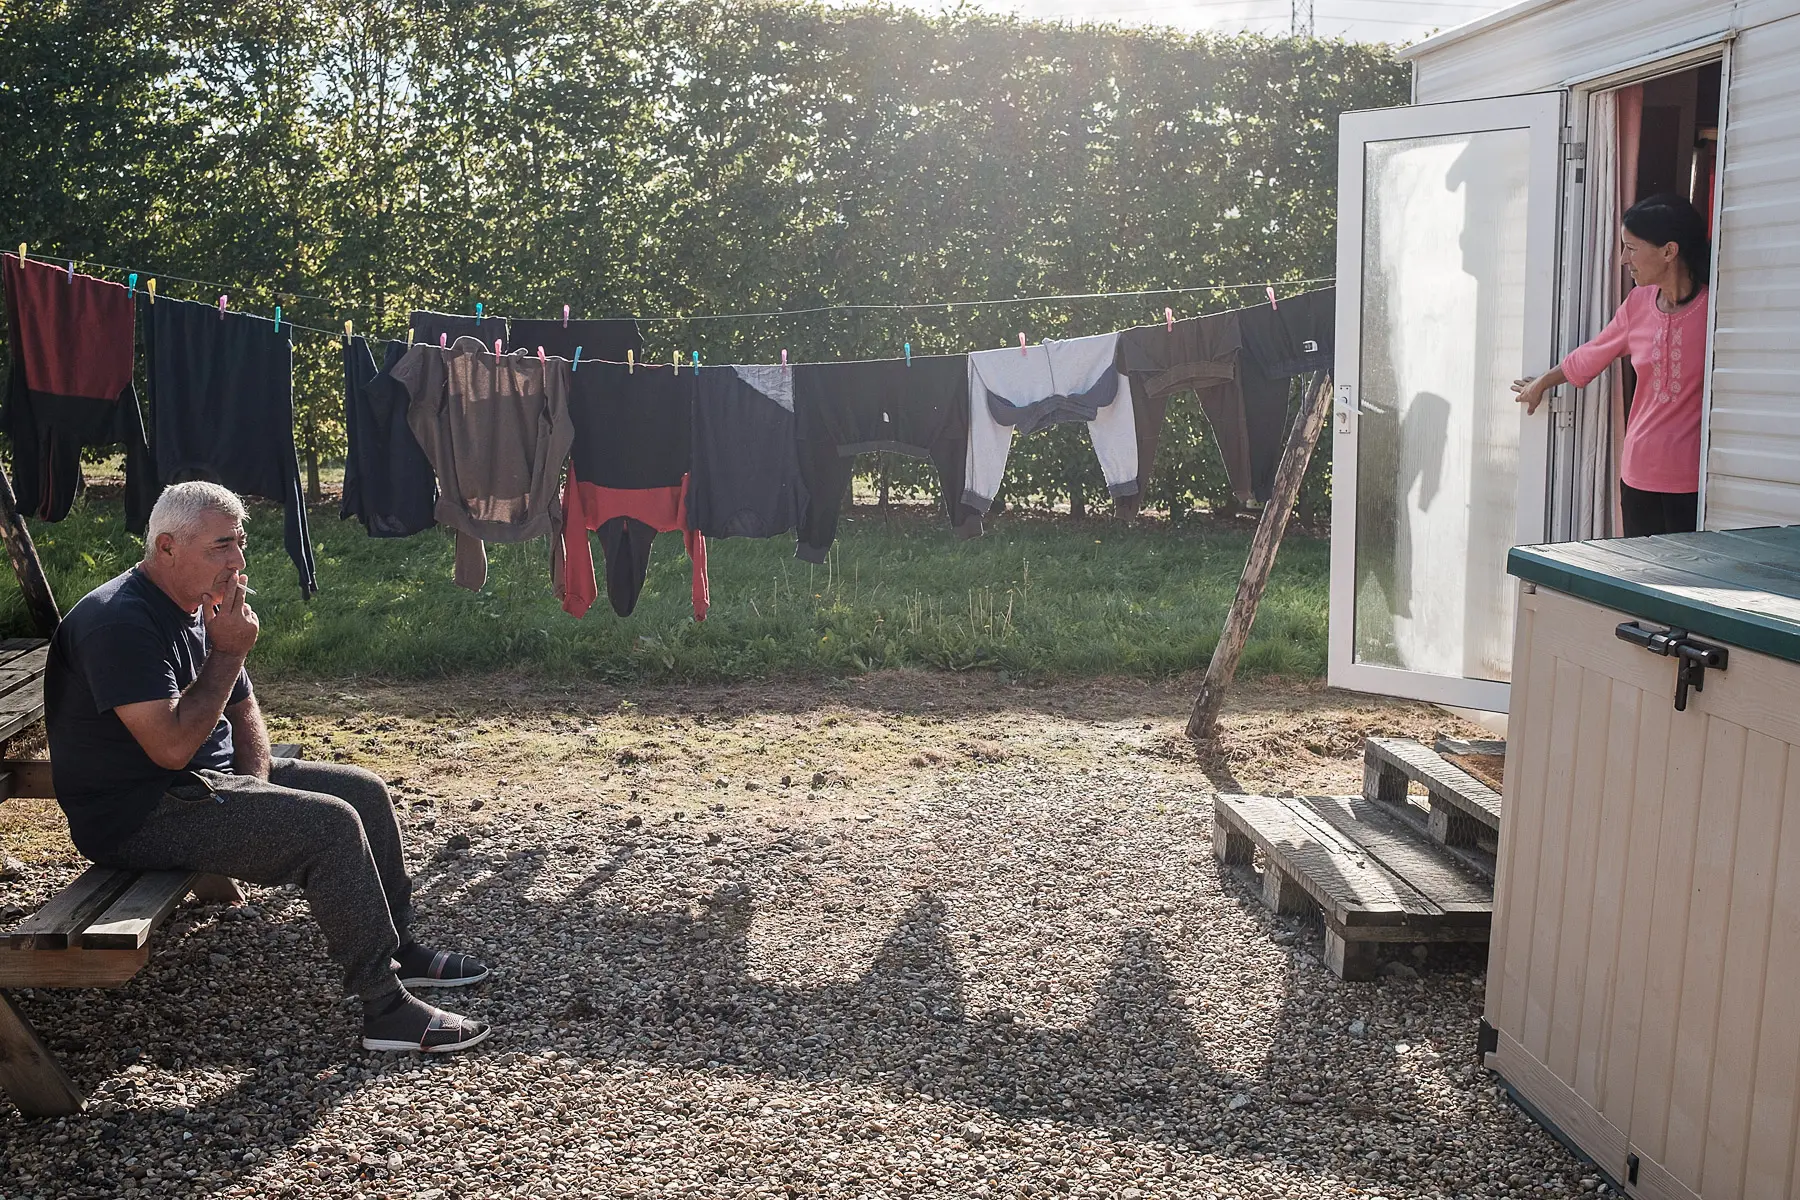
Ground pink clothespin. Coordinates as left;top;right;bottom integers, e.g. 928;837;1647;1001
492;339;502;357
1165;307;1174;332
1019;332;1028;355
537;346;547;366
1266;286;1279;310
218;295;228;319
562;304;570;328
440;333;448;348
781;349;788;371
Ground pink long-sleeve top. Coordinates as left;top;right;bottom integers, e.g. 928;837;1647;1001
1559;284;1709;494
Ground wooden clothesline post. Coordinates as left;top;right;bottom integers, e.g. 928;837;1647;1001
0;461;60;638
1187;369;1332;742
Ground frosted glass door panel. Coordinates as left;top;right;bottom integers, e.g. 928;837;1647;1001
1353;129;1530;684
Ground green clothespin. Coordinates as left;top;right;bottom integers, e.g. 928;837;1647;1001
273;305;282;333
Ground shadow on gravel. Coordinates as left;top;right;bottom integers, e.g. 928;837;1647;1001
10;850;1458;1198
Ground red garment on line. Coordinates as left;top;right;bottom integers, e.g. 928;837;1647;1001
560;471;709;621
2;254;134;401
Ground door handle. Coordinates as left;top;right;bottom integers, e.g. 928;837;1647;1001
1334;383;1356;433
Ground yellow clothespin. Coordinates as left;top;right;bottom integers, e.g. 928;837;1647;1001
627;349;634;374
15;243;25;262
408;326;415;345
146;278;156;304
672;349;678;369
344;319;353;343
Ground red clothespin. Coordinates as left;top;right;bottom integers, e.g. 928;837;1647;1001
218;295;228;319
1165;307;1174;332
562;304;570;328
1019;332;1028;355
1266;285;1279;310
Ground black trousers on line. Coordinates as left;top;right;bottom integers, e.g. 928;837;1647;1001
1619;482;1699;538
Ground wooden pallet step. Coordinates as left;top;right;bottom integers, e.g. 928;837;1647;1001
1364;736;1503;838
1213;793;1493;980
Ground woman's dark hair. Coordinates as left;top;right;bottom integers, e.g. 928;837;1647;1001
1624;192;1712;298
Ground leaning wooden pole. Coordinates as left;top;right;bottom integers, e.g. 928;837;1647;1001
1187;370;1333;741
0;461;59;637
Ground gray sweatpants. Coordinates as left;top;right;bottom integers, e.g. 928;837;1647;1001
107;759;412;1002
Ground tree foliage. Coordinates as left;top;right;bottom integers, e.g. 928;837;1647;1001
0;0;1406;520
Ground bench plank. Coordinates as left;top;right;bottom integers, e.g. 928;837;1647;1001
0;947;149;989
79;871;197;950
3;866;136;949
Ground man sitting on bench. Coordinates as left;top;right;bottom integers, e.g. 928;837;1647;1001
43;481;491;1053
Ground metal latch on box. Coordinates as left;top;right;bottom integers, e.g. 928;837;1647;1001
1615;622;1729;712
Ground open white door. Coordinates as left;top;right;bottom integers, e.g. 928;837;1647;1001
1329;92;1564;713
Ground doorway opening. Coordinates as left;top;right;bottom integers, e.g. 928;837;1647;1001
1563;60;1722;540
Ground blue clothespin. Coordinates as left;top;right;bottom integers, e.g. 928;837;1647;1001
475;302;484;323
273;305;282;332
572;347;582;372
128;273;138;298
691;351;700;375
904;342;911;366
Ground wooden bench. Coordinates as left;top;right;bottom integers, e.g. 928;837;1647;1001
0;741;302;1118
1213;792;1494;980
1363;736;1504;878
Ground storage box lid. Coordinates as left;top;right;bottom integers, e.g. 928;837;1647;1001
1508;527;1800;663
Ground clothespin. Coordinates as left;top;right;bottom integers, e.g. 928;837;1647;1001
572;347;582;372
628;349;635;374
562;304;570;328
218;295;228;320
672;349;679;370
492;338;502;357
538;346;547;367
904;342;912;366
475;302;484;323
1165;307;1174;332
1266;285;1279;310
692;351;700;375
1019;332;1028;355
66;261;74;282
128;273;138;299
273;305;281;332
407;326;415;345
781;349;788;372
146;279;156;305
15;244;24;262
440;333;447;348
344;319;353;343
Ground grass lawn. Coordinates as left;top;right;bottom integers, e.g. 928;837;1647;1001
0;487;1328;683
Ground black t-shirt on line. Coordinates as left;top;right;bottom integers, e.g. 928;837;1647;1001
45;567;251;861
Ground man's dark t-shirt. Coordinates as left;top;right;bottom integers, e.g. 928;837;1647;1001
45;567;250;860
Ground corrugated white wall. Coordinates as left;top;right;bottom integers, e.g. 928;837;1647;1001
1408;0;1800;531
1702;15;1800;529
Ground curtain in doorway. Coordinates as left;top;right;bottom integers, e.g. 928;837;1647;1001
1571;84;1641;539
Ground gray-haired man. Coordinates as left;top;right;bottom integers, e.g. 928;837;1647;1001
43;482;490;1052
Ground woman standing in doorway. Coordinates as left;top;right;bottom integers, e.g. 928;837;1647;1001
1513;193;1712;536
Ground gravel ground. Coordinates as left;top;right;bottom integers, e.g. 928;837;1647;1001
0;680;1601;1199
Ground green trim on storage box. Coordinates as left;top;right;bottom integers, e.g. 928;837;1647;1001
1508;527;1800;665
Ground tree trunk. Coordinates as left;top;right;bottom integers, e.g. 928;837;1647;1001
306;448;322;505
1069;479;1086;519
877;454;890;518
1187;371;1332;742
0;461;60;637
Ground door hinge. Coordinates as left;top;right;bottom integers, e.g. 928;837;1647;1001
1477;1017;1500;1061
1615;622;1729;711
1626;1153;1641;1185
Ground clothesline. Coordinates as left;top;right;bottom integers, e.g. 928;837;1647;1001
16;246;1331;351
